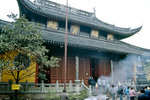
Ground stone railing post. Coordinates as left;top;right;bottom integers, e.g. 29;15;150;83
7;82;10;92
0;72;1;82
69;80;73;92
25;80;28;92
75;80;80;94
81;79;84;91
88;85;92;97
41;80;44;92
7;80;12;93
55;80;59;92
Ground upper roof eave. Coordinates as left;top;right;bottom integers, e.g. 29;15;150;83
17;0;142;39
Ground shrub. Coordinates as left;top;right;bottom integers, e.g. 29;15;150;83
69;90;88;100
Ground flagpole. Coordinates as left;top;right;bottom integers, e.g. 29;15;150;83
64;0;68;91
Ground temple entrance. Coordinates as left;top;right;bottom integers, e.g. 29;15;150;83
90;58;111;82
90;59;99;82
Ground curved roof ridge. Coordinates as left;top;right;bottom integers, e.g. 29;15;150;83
94;17;142;36
35;0;94;18
0;19;11;27
0;19;10;24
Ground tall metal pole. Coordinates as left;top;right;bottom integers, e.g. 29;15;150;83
64;0;68;91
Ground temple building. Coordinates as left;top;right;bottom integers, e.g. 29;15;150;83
0;0;150;85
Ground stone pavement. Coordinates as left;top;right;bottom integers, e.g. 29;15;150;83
85;96;127;100
85;94;127;100
109;96;126;100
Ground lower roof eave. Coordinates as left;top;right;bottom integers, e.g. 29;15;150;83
45;40;138;56
41;29;149;56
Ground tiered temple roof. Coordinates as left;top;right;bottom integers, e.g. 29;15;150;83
0;0;150;56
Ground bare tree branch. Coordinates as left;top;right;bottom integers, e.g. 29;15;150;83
10;70;17;81
19;71;36;81
18;64;35;78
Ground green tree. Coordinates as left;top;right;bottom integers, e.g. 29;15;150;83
0;14;60;100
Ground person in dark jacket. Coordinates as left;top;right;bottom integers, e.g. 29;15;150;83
138;89;149;100
60;90;70;100
144;86;150;99
118;86;124;100
88;76;96;91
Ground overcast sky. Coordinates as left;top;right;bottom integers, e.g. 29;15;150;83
0;0;150;49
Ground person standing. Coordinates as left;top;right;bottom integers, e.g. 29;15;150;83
102;79;106;93
126;86;130;100
118;85;124;100
129;87;136;100
60;90;70;100
88;76;96;91
138;89;149;100
144;86;150;99
106;80;110;96
97;78;102;93
110;85;116;100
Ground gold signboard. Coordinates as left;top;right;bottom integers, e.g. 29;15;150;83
47;20;58;30
91;29;99;38
107;34;114;40
12;84;20;90
70;25;80;35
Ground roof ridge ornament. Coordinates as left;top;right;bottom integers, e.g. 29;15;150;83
33;0;40;5
93;7;96;14
113;24;115;30
91;7;96;18
93;7;96;16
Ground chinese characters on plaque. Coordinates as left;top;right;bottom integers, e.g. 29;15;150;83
47;20;58;30
70;25;80;35
107;34;114;40
91;29;99;38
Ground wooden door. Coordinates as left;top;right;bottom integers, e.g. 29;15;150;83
79;58;90;85
50;56;75;83
97;59;111;77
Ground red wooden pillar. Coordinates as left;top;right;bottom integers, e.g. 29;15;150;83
35;63;38;83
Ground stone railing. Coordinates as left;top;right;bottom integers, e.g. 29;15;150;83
0;80;79;94
0;79;91;94
81;79;89;90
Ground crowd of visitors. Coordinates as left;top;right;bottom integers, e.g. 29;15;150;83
88;76;150;100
